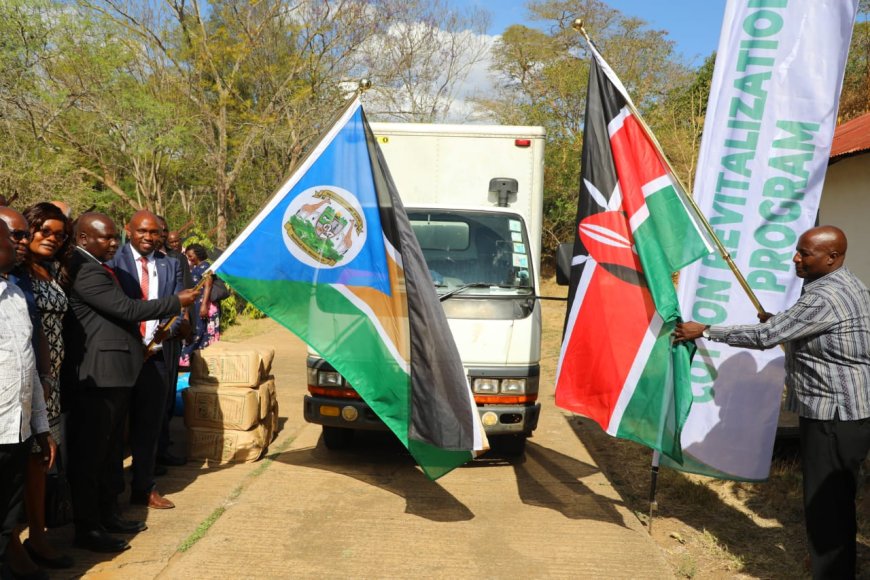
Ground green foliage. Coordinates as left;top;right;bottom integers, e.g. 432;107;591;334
1;0;867;261
218;293;238;332
840;20;870;122
242;301;266;320
181;227;216;252
481;0;692;257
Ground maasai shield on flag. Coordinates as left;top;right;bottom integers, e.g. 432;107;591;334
555;45;714;463
210;97;487;480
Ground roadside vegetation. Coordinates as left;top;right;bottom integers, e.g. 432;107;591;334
1;0;867;254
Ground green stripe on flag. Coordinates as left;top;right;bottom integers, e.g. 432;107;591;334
219;273;473;479
615;322;692;463
645;184;712;272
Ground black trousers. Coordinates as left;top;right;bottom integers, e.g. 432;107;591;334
800;414;870;579
0;439;29;559
158;340;181;458
129;356;170;494
66;387;131;532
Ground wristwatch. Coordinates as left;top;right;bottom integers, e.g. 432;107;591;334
701;325;711;339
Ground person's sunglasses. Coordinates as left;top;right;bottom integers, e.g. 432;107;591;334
37;227;68;242
10;229;31;241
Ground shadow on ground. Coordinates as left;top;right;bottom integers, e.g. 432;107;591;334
41;414;238;577
272;426;630;529
566;412;870;578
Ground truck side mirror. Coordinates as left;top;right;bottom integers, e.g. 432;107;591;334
556;242;574;286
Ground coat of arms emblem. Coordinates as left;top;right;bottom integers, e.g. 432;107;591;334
283;187;366;267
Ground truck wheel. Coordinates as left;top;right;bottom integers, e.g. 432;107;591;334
322;426;354;450
492;435;527;457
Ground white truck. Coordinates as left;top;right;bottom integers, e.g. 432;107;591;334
303;122;546;456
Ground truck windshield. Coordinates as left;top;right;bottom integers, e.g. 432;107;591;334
408;210;533;296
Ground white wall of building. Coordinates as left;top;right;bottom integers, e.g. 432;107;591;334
818;153;870;285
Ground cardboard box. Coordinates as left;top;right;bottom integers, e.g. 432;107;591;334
258;378;275;421
270;399;279;441
262;402;279;443
183;385;261;431
261;378;279;442
188;424;268;464
190;343;275;388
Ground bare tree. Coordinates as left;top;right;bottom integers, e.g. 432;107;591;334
358;0;491;122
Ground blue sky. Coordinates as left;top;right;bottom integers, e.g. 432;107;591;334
465;0;728;66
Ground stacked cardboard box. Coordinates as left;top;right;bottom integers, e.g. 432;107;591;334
184;343;279;463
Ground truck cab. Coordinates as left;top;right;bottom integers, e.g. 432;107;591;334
304;123;546;456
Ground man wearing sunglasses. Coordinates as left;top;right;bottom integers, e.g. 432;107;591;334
0;216;54;579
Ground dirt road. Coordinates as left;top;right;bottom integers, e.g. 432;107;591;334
51;310;672;579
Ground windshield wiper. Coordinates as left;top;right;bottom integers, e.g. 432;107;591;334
439;282;526;301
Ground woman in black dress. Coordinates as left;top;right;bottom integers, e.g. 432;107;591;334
11;202;73;569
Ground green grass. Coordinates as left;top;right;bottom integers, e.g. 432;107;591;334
175;433;297;553
178;507;226;552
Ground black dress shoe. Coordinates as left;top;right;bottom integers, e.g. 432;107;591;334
100;515;148;534
22;539;74;569
0;561;50;580
156;453;187;466
74;529;131;553
154;464;168;476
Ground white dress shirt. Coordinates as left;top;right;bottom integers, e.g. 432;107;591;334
129;246;160;349
0;278;49;444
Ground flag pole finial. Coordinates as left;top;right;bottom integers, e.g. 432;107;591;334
358;79;372;94
572;18;592;45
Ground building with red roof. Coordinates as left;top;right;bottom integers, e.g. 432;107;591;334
819;111;870;284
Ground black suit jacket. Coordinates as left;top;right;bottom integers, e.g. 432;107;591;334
108;243;185;373
60;248;182;389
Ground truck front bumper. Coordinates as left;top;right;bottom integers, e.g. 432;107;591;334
304;396;388;432
304;395;541;437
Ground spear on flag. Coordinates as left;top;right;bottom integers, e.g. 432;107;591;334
560;18;769;532
572;19;766;317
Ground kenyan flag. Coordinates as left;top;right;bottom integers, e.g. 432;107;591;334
555;44;714;463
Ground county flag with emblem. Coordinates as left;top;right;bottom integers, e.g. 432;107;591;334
210;97;487;480
555;44;714;463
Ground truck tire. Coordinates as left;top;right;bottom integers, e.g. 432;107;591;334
492;434;527;457
322;426;354;450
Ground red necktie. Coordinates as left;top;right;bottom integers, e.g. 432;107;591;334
102;264;119;285
139;256;150;337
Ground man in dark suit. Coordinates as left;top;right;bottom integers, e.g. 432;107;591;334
108;211;186;509
61;213;198;552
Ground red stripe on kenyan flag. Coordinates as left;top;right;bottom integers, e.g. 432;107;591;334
556;261;656;428
608;110;669;225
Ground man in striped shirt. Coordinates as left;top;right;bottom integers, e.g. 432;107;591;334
676;226;870;579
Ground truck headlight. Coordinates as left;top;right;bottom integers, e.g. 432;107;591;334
472;378;499;394
318;371;342;387
500;378;527;394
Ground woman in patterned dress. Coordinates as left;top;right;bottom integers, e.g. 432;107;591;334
15;202;73;568
180;244;220;367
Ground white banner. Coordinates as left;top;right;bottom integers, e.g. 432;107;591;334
675;0;859;480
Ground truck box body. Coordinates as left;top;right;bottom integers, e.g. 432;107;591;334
304;122;546;455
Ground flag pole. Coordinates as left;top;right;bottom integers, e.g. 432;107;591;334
144;273;211;358
572;20;766;316
648;450;660;534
